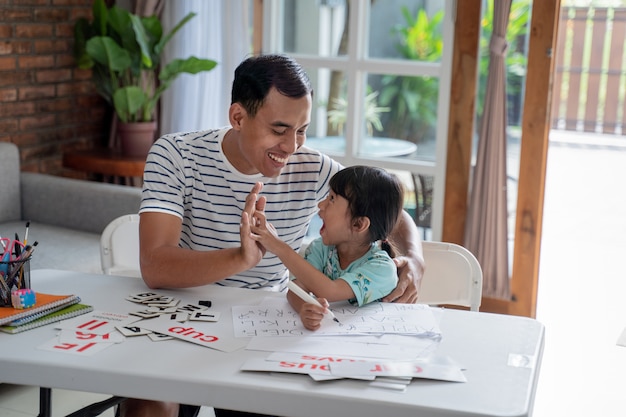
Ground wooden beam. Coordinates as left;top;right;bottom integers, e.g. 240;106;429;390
509;0;561;318
442;0;481;245
253;0;263;55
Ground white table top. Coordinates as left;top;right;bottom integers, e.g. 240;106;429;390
0;270;544;417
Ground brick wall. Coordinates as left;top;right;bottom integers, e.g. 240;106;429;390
0;0;109;177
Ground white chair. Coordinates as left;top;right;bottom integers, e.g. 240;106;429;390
418;241;482;311
100;214;141;277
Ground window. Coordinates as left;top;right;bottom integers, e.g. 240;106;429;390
262;0;454;240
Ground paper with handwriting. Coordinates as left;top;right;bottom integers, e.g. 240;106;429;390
232;298;441;338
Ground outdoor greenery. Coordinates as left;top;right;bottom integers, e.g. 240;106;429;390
74;0;217;123
327;90;389;136
378;7;444;143
375;2;531;143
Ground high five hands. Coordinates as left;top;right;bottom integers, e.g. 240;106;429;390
240;182;267;268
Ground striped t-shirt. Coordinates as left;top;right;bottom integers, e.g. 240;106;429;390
140;127;341;291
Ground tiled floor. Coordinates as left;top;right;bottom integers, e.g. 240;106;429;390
1;130;624;417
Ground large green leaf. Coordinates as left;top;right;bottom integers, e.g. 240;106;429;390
141;57;216;121
129;14;153;68
108;6;137;55
141;15;163;44
155;12;196;56
159;57;217;83
92;65;114;103
73;17;94;69
86;37;132;72
141;16;163;67
92;0;108;36
113;86;146;123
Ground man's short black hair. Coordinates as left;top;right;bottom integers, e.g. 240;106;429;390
231;54;313;117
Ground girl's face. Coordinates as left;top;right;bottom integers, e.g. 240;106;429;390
317;190;354;246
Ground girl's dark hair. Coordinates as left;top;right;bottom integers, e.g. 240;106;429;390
231;54;313;117
329;166;404;256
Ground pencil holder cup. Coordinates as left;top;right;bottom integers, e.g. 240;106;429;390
0;257;31;307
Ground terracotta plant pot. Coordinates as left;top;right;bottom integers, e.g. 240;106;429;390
117;121;158;158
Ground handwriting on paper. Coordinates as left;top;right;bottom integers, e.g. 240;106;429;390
231;299;441;338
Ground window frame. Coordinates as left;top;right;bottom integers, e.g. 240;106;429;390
261;0;456;241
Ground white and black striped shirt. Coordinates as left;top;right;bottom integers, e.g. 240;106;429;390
140;128;341;291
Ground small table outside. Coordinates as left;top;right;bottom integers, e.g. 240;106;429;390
63;148;145;186
305;136;417;157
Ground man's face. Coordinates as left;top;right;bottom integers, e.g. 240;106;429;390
227;87;312;177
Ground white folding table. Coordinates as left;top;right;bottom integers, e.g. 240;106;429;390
0;269;544;417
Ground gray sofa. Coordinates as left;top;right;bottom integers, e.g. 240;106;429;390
0;142;142;274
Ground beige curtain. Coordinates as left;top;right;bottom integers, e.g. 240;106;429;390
465;0;512;300
132;0;163;16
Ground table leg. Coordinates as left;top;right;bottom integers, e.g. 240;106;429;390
64;396;126;417
37;386;125;417
38;387;52;417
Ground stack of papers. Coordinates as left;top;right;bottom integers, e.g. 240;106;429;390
234;297;466;386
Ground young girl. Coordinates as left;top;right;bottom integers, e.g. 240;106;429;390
249;165;405;330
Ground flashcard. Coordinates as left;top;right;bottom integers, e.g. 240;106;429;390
176;303;208;313
130;310;161;319
147;298;180;308
148;332;173;341
117;325;153;337
38;338;116;356
58;329;125;344
189;311;221;322
126;292;162;303
168;312;190;322
308;374;345;381
147;306;178;313
241;357;333;376
138;316;248;352
144;296;176;305
145;297;180;307
56;311;138;335
266;352;361;364
264;352;376;381
328;359;467;382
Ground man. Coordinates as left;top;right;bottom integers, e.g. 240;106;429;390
121;54;424;417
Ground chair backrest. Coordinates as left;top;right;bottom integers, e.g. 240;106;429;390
100;214;141;277
418;241;482;311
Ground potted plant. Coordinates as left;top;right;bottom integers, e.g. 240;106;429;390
74;0;217;156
